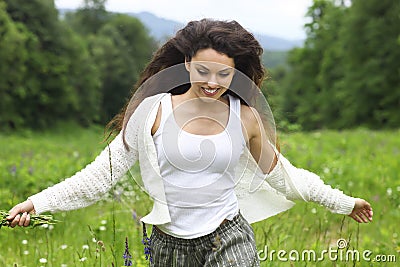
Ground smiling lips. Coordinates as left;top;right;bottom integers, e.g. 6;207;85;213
201;86;219;96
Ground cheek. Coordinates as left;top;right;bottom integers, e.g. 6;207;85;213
218;75;234;88
189;72;206;84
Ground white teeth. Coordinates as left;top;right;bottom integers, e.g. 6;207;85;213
203;88;218;94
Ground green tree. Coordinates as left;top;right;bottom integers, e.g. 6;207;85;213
4;0;102;128
0;1;36;128
341;0;400;127
70;11;156;122
65;0;109;35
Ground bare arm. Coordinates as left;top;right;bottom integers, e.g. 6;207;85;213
241;105;277;174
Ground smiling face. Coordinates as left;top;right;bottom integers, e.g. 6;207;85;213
185;48;235;99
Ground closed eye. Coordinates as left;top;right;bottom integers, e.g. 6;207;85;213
197;69;209;76
218;72;230;77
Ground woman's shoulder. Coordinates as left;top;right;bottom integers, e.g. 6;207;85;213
240;103;258;122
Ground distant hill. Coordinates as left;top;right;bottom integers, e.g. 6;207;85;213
129;12;304;51
58;9;300;66
127;12;184;42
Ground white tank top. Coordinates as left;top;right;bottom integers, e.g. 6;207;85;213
152;93;246;238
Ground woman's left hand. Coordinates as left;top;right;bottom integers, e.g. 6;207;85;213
348;198;373;223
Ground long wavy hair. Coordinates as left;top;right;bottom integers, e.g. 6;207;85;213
106;18;266;138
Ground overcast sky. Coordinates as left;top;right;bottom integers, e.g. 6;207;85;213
55;0;313;40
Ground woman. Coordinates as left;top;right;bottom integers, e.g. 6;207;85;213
7;19;373;266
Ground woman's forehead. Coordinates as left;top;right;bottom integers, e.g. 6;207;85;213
191;48;235;68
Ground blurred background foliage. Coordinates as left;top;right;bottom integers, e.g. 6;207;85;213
0;0;156;129
264;0;400;131
0;0;399;131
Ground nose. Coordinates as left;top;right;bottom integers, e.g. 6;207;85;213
207;81;218;88
207;75;219;88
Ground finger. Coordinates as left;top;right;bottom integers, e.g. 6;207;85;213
6;207;21;220
350;213;362;223
19;212;27;227
358;212;370;223
24;214;31;227
10;214;21;228
362;209;373;221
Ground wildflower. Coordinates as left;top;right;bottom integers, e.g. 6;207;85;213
97;240;106;252
22;240;28;245
39;258;47;263
132;210;141;226
23;250;29;255
142;223;153;263
99;226;106;231
132;210;137;221
0;210;59;229
82;244;89;250
79;257;87;262
311;208;317;214
60;244;68;250
61;264;67;267
387;188;393;196
123;237;133;266
101;220;107;225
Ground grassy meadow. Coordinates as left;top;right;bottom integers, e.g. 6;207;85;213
0;123;399;266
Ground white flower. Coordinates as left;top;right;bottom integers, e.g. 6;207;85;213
60;244;68;250
82;244;89;250
311;208;317;214
49;225;54;230
41;224;49;229
99;226;106;231
39;258;47;263
92;237;97;243
23;250;29;255
101;220;107;225
61;264;68;267
79;257;87;262
22;240;28;245
387;188;393;196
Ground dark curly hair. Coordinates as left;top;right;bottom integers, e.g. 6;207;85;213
107;18;265;135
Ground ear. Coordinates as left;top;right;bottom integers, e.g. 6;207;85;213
184;58;190;72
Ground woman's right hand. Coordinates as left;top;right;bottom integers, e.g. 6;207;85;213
6;200;35;228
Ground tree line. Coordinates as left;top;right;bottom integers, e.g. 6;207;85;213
266;0;400;130
0;0;399;131
0;0;156;129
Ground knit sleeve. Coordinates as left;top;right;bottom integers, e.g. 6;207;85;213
28;132;138;214
265;154;355;215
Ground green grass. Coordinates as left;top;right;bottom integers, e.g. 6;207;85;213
0;124;399;266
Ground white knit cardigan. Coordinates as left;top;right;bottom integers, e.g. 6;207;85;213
29;93;355;225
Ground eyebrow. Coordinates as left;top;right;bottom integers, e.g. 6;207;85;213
194;63;233;72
